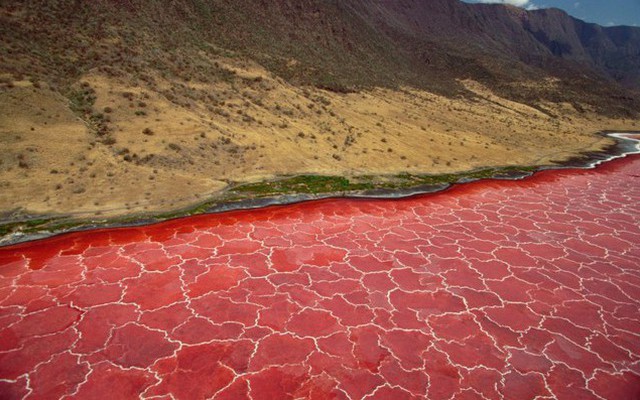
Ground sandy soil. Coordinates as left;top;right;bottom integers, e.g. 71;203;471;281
0;59;637;222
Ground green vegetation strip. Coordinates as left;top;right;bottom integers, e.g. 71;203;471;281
230;166;537;197
0;166;537;244
232;175;374;195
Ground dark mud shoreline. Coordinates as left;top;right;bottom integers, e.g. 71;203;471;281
1;131;639;247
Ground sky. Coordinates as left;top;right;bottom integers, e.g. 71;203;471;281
462;0;640;27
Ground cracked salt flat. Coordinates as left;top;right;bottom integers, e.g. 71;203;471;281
0;154;639;399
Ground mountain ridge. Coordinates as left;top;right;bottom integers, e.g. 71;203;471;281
0;0;638;229
2;0;639;111
353;0;640;111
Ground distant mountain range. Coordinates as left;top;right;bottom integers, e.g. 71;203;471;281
1;0;639;115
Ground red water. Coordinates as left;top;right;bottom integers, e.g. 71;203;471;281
1;156;639;399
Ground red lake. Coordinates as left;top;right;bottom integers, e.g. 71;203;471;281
1;154;639;399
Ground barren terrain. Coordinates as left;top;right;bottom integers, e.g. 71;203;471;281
2;0;640;232
1;61;636;224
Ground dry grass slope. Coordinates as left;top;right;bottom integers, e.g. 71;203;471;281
0;1;638;226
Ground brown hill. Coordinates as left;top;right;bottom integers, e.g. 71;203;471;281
3;0;639;109
0;0;638;232
356;0;640;113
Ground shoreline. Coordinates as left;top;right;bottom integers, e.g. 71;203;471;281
1;131;639;247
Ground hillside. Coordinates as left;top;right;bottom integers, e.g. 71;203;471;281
0;0;638;230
